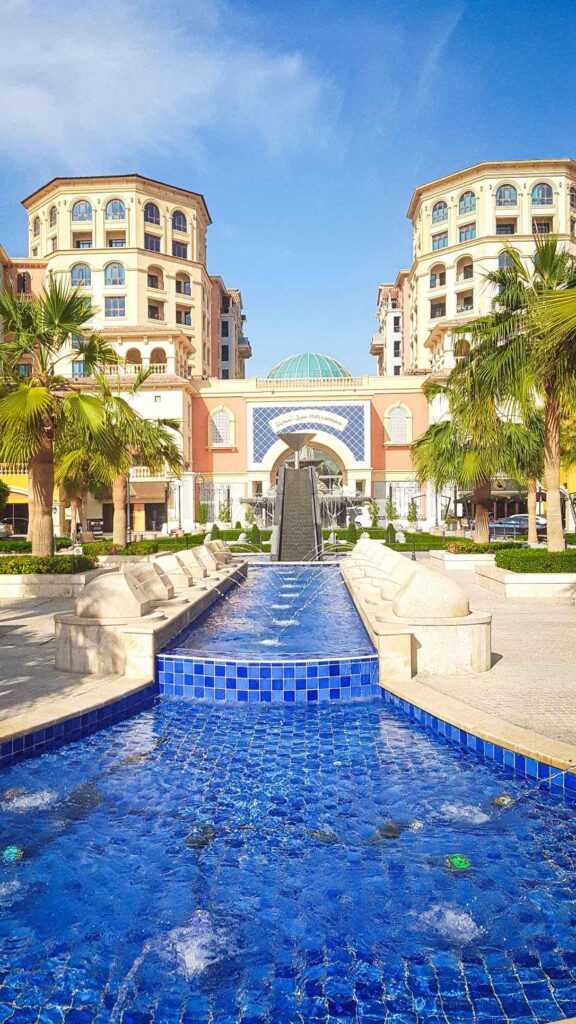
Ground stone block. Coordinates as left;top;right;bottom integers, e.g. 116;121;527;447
75;571;156;619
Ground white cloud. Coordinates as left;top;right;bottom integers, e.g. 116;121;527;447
414;5;465;108
0;0;335;166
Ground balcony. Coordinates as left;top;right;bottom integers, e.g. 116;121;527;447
456;303;474;314
370;333;385;355
238;335;252;358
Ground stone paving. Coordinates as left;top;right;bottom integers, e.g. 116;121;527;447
0;596;149;741
418;563;576;748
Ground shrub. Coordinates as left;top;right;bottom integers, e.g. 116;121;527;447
0;478;9;517
82;540;116;556
407;498;418;527
445;540;522;555
196;503;208;526
211;523;221;539
366;499;379;529
0;555;96;575
384;498;398;522
345;520;359;544
234;521;242;530
249;523;262;548
218;502;230;523
495;549;576;573
385;523;396;545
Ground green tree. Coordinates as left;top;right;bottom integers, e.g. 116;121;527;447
384;497;398;522
455;237;576;551
196;502;209;526
0;280;118;556
366;498;379;529
0;478;9;519
346;519;358;544
407;498;418;529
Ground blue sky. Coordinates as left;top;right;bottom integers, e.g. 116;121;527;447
1;0;576;375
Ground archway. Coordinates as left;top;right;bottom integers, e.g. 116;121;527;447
271;442;346;493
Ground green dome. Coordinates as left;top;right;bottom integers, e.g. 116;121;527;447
267;353;351;380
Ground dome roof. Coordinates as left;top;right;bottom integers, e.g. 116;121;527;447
267;353;351;380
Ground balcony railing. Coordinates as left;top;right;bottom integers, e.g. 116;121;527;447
100;362;168;376
0;463;27;475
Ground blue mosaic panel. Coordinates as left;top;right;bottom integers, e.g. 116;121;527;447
0;683;158;771
380;686;576;798
251;403;366;464
156;653;380;704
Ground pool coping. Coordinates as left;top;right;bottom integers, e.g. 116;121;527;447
380;675;576;773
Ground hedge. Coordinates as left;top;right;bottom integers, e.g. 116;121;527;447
445;540;523;555
0;537;71;554
0;555;96;575
83;534;208;557
495;549;576;573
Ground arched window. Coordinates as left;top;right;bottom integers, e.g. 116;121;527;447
495;184;517;207
172;210;187;232
532;182;553;206
459;191;476;215
457;256;473;282
16;272;31;295
72;200;92;221
147;266;164;289
144;202;160;225
176;272;191;296
150;347;167;369
570;187;576;211
432;201;448;223
33;217;40;237
70;263;91;287
209;407;234;448
498;251;514;270
49;206;57;227
125;348;142;366
429;264;446;289
104;262;125;286
385;405;411;445
105;199;126;220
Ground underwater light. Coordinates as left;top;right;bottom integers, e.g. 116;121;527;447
2;845;24;864
445;853;472;872
492;794;515;809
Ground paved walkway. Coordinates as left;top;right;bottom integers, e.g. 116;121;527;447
0;597;149;742
419;564;576;745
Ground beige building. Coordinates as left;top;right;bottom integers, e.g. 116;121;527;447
372;159;576;377
209;277;252;380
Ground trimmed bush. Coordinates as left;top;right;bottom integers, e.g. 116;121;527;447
0;555;96;575
495;549;576;573
346;520;359;544
0;536;71;554
210;523;221;539
249;524;262;548
385;523;396;545
445;540;522;554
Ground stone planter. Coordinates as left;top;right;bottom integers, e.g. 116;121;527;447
429;550;496;572
0;568;113;600
476;564;576;603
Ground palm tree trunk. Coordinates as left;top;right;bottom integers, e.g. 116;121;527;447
472;480;491;545
57;485;67;538
544;387;565;552
112;475;128;548
26;470;34;541
29;434;55;557
527;477;538;547
70;496;80;540
80;489;88;533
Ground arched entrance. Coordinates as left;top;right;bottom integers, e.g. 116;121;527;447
271;443;346;493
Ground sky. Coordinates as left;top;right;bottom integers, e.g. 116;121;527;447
1;0;576;376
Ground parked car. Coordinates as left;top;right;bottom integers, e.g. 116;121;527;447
489;514;546;539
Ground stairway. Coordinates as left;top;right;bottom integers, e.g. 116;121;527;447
275;467;322;561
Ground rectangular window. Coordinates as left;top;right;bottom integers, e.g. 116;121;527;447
430;300;446;319
221;344;229;361
496;220;516;235
148;304;162;320
393;316;401;332
572;218;576;236
393;341;401;357
533;219;552;234
459;223;476;242
221;297;230;314
108;236;126;248
393;366;401;376
147;274;159;289
172;241;188;259
176;280;191;295
49;236;57;252
221;368;229;379
105;296;125;317
432;232;448;251
144;233;161;252
17;363;31;378
72;360;85;378
221;321;229;337
456;293;474;313
70;333;82;350
176;310;191;326
74;237;92;249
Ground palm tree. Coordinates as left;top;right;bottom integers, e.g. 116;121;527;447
93;372;183;548
0;280;118;556
413;381;544;545
455;237;576;551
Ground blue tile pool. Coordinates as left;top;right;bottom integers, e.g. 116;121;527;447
1;699;576;1023
158;564;379;704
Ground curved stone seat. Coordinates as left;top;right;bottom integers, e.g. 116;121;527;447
392;566;469;618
